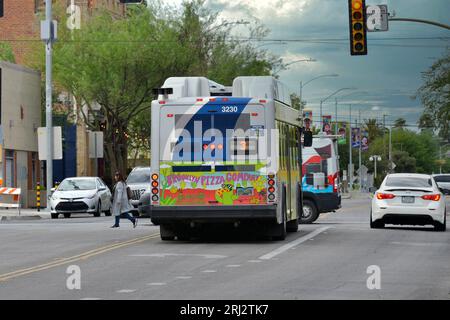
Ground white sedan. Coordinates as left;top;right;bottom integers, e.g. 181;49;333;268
50;177;112;219
371;173;446;231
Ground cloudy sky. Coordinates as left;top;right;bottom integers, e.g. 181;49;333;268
163;0;449;129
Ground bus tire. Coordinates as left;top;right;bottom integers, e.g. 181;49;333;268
272;186;287;240
300;199;318;224
160;224;175;241
286;217;299;232
287;183;300;233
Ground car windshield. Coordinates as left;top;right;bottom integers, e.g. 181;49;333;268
434;175;450;183
58;179;96;191
385;176;432;188
126;168;151;184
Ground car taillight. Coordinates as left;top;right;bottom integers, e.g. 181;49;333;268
333;178;338;193
421;194;441;201
376;193;396;200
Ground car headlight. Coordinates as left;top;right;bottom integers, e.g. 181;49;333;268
87;193;97;199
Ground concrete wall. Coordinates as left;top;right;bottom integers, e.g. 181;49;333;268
1;61;41;152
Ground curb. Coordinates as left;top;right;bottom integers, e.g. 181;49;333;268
0;215;43;221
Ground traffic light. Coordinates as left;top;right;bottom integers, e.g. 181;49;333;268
348;0;367;55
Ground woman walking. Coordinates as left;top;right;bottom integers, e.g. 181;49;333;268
111;171;137;228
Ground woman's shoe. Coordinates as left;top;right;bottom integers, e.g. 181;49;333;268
111;225;119;228
133;219;138;228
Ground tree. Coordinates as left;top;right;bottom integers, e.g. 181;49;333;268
393;118;406;129
418;113;434;133
418;49;450;140
364;118;382;142
27;1;283;181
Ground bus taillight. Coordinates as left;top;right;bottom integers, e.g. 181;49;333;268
267;175;276;202
151;174;159;203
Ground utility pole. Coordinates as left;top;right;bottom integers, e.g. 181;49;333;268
348;104;353;190
389;125;392;172
44;0;54;210
358;108;362;191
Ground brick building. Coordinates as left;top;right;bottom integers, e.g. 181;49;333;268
0;0;125;64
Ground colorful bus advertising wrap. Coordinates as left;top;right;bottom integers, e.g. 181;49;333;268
158;163;268;206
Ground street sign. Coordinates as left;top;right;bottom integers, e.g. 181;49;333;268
389;161;396;170
89;131;104;159
38;127;63;160
366;5;389;32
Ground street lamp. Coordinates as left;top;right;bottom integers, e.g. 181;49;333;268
299;74;339;106
369;155;382;179
320;87;356;129
275;58;316;74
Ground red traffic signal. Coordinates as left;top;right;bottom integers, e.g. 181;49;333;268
348;0;368;55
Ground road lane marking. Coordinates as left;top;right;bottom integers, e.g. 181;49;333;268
201;270;217;273
0;233;160;282
147;282;167;286
258;227;331;260
390;241;449;247
80;297;103;300
129;253;227;259
226;265;241;268
116;289;136;293
247;260;262;263
175;276;192;280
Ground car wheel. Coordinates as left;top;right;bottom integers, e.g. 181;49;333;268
51;213;58;219
300;200;318;224
94;201;101;217
370;211;384;229
63;213;71;219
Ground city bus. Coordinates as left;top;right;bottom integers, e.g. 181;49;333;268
150;76;307;241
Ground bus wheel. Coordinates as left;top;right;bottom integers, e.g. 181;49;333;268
272;187;287;240
300;200;318;224
286;216;299;232
160;224;175;241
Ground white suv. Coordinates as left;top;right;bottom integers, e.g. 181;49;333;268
371;173;446;231
126;167;151;216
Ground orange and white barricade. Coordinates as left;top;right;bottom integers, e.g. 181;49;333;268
0;187;21;214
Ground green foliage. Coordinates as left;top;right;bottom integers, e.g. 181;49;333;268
418;49;450;139
26;1;283;180
0;42;16;63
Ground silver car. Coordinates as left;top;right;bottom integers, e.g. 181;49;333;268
50;177;112;219
126;167;151;216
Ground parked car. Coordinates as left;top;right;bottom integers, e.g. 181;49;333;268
433;174;450;195
371;173;446;231
126;167;151;217
50;177;112;219
137;190;153;219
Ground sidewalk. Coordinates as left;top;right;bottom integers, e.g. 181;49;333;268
0;208;51;221
341;191;373;200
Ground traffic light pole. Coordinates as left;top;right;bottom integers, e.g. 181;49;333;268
389;18;450;30
45;0;54;211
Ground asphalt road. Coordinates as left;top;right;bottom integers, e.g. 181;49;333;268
0;196;449;300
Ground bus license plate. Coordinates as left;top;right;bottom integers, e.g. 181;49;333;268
402;196;415;204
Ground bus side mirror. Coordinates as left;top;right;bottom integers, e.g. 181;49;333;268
303;131;313;147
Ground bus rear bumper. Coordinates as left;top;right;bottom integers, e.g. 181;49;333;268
151;205;277;224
